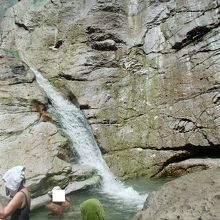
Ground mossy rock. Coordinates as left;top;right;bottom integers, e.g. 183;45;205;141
3;48;20;59
44;34;57;47
66;21;86;45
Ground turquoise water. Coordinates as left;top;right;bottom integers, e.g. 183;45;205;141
30;177;173;220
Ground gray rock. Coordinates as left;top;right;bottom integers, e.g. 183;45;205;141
0;52;99;198
156;158;220;177
91;39;117;51
0;0;220;180
133;168;220;220
0;52;72;197
31;173;101;210
0;195;9;206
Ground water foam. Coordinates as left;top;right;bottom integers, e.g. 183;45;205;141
29;66;147;208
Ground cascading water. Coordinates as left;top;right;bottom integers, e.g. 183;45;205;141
127;0;145;45
28;64;147;208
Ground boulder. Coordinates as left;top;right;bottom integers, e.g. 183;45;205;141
133;168;220;220
31;165;101;210
155;158;220;177
91;39;117;51
0;164;101;210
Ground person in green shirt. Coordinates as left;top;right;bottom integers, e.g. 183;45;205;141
80;198;105;220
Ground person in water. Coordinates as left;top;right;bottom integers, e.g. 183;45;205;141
0;166;31;220
47;186;71;215
80;198;105;220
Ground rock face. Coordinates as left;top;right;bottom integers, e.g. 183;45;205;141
0;0;220;179
0;50;72;196
133;168;220;220
0;50;99;198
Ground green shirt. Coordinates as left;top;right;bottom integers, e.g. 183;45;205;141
80;198;105;220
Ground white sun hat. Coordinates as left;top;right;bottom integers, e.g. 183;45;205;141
2;166;25;196
48;186;65;202
48;186;62;196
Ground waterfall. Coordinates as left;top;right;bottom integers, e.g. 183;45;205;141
127;0;145;46
128;0;139;37
28;65;147;208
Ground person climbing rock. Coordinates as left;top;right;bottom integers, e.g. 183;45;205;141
47;186;71;215
0;166;31;220
80;198;105;220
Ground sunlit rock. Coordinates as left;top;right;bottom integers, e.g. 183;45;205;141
0;0;220;180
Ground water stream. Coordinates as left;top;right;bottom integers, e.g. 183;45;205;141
27;64;147;208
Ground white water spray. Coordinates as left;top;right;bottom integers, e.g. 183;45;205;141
28;65;147;208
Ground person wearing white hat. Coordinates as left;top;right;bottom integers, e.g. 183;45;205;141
0;166;31;220
47;186;71;215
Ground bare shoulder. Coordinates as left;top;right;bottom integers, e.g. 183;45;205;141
20;188;30;194
13;191;24;200
19;188;31;207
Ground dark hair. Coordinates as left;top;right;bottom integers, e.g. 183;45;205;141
18;178;26;191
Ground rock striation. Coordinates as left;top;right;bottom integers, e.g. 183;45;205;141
0;0;220;179
0;50;99;198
